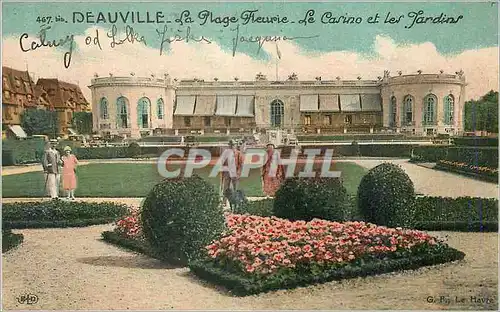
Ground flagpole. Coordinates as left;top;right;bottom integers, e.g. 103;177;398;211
275;56;278;81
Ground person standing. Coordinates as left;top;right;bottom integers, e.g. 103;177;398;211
261;143;285;197
42;141;62;199
61;146;78;200
221;140;244;207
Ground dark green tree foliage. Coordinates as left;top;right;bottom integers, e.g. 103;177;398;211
21;108;58;137
464;90;498;133
273;177;348;222
140;175;225;265
72;112;93;134
357;163;416;228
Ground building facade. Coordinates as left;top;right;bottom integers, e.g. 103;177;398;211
2;66;90;138
35;79;90;135
89;71;466;138
2;66;37;127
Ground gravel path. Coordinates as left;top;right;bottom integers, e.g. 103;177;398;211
2;227;497;310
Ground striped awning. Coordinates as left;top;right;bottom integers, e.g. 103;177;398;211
319;95;340;112
340;94;361;112
299;94;319;112
215;95;237;116
361;94;382;111
236;96;255;117
194;95;216;116
174;96;196;115
8;125;27;138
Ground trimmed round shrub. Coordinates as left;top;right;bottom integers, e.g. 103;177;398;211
127;142;141;157
357;163;416;228
140;175;225;265
273;177;348;222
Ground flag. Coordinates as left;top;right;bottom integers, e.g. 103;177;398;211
276;42;282;60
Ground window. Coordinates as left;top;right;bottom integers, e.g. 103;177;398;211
99;97;109;119
67;111;72;121
204;116;211;127
116;97;129;128
15;79;21;87
323;115;332;126
2;76;9;89
390;96;397;127
403;95;413;125
137;97;151;128
224;117;231;127
344;115;353;125
444;95;454;125
270;100;284;127
184;116;191;127
423;94;436;125
157;98;164;119
3;91;10;100
304;115;312;125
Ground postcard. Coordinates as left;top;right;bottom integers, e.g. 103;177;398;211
2;1;498;310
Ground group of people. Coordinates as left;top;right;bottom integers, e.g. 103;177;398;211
220;140;285;205
42;141;79;200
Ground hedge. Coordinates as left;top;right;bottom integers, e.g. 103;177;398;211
299;144;417;158
238;196;498;232
189;245;464;296
410;146;449;163
446;146;498;168
2;229;24;252
435;161;498;183
410;146;498;168
453;137;498;147
296;134;432;141
274;177;348;222
101;231;161;259
2;138;46;165
2;200;129;229
414;196;498;231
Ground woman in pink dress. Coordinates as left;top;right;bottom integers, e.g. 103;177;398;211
62;146;78;200
261;144;285;197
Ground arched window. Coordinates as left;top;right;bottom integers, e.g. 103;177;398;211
444;95;454;125
390;96;397;127
137;97;151;128
100;97;109;119
423;94;437;125
157;98;164;119
270;99;284;128
116;97;129;128
403;95;413;125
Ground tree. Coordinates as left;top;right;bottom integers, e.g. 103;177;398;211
21;108;59;138
464;90;498;133
71;112;93;135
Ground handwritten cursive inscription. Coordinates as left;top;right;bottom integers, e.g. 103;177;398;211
156;25;211;55
107;24;147;48
19;25;74;68
230;24;319;56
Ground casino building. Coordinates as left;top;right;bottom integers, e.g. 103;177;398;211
89;70;466;138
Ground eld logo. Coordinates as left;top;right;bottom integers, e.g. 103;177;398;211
17;293;39;305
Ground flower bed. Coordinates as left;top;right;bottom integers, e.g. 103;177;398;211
436;160;498;182
190;214;464;295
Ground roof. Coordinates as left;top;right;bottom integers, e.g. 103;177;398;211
8;125;27;138
2;66;36;106
35;79;89;109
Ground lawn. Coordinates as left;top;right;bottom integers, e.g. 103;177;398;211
2;162;366;198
